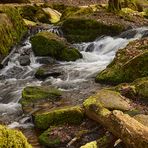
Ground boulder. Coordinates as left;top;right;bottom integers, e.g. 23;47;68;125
35;65;62;80
20;86;62;106
85;89;131;111
61;17;124;43
42;7;61;23
34;106;84;130
20;5;51;24
96;38;148;84
30;31;82;61
113;77;148;100
19;55;30;66
0;125;31;148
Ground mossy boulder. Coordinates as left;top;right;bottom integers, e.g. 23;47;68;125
20;86;62;106
0;6;27;63
39;125;82;147
61;17;125;43
83;89;131;111
0;125;32;148
31;31;82;61
34;106;84;130
19;5;51;24
95;38;148;84
114;77;148;100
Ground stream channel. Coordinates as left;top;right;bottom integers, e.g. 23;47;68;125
0;26;147;129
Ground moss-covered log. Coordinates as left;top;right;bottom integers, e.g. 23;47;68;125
83;98;148;147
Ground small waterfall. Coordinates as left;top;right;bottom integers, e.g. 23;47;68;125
0;26;147;126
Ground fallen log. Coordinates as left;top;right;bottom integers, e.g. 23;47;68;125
83;98;148;148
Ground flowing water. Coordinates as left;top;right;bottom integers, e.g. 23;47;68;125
0;26;147;128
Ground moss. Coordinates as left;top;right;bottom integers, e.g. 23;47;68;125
19;5;50;23
95;39;148;84
31;31;82;61
0;6;27;63
0;125;32;148
34;106;84;130
0;0;29;3
39;127;61;147
62;17;124;43
135;78;148;99
84;89;131;112
80;141;97;148
20;86;62;106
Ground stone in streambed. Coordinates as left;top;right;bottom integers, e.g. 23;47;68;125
34;106;84;130
20;86;62;106
0;125;32;148
30;32;82;61
83;89;131;111
35;65;62;80
19;55;30;66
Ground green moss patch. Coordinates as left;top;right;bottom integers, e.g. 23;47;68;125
20;86;62;106
62;17;124;43
34;106;84;130
0;125;32;148
0;6;27;63
31;31;82;61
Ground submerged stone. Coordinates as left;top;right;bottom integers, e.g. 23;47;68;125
30;31;82;61
34;106;84;130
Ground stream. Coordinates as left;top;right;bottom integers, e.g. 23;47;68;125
0;26;147;128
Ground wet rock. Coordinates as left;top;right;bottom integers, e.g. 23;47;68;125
35;66;62;80
36;57;56;64
85;89;131;111
118;29;137;39
20;86;62;106
142;30;148;38
0;125;32;148
30;31;82;61
134;114;148;127
96;38;148;84
19;55;30;66
85;43;95;52
34;106;84;130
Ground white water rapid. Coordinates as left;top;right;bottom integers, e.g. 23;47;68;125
0;26;147;127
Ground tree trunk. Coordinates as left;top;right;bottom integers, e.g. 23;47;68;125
108;0;121;12
84;103;148;147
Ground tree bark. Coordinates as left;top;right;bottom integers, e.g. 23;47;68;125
108;0;121;12
84;104;148;147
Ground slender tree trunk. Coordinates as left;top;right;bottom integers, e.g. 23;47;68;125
108;0;121;12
